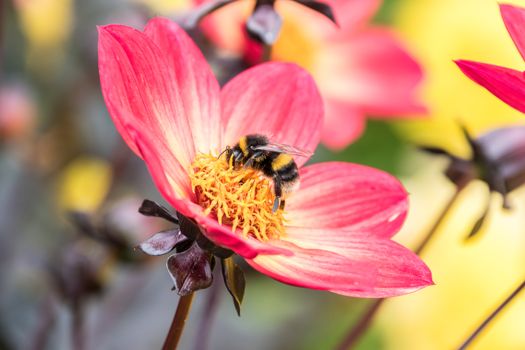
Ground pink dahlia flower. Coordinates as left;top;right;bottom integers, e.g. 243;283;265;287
98;18;432;297
456;4;525;114
194;0;427;149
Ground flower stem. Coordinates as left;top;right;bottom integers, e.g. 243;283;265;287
72;302;85;350
414;187;461;255
162;293;195;350
335;299;384;350
261;44;272;62
457;279;525;350
336;188;461;350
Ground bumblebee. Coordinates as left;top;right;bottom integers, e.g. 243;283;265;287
223;134;312;212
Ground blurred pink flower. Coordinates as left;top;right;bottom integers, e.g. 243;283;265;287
195;0;427;149
456;4;525;114
98;18;432;297
0;83;35;140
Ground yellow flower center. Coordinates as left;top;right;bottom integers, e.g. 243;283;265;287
189;153;285;241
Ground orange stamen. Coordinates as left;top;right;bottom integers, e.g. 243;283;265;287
189;153;285;241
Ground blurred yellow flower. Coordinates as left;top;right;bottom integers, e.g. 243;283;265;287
57;156;112;213
134;0;190;13
375;2;525;347
378;168;525;349
14;0;73;53
393;0;525;157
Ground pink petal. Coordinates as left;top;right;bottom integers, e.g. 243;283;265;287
285;162;407;238
456;60;525;114
221;62;323;167
132;130;291;259
283;227;433;297
144;18;222;154
272;0;380;42
98;24;195;197
98;24;196;167
321;99;366;150
197;0;247;54
500;4;525;62
317;28;426;116
246;240;378;293
322;0;381;34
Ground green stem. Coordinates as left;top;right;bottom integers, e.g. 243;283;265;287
162;293;195;350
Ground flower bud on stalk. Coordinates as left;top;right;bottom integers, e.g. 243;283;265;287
422;125;525;238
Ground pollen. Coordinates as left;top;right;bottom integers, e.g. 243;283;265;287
189;153;285;241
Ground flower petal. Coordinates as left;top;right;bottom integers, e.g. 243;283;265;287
285;162;407;238
99;26;194;198
500;4;525;62
98;23;195;170
197;0;248;54
316;28;426;116
322;0;380;33
283;227;434;297
455;60;525;114
321;99;366;150
221;62;323;167
144;18;222;154
246;240;378;293
132;129;292;259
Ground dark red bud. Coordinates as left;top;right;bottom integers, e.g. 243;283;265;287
166;242;214;296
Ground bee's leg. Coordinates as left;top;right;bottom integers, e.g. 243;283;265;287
217;146;231;159
243;151;264;169
272;176;283;213
279;199;286;211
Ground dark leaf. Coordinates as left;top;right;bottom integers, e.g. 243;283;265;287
67;211;97;236
178;213;202;241
445;158;476;190
466;203;491;240
418;146;453;157
166;242;213;296
50;246;103;302
221;257;245;316
137;229;188;256
292;0;337;25
178;214;234;257
184;0;239;29
246;4;282;45
138;199;179;224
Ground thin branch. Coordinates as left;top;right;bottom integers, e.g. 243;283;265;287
71;302;85;350
457;279;525;350
336;188;461;350
193;280;221;350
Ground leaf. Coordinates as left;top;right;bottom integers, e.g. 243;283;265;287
418;146;453;157
221;257;245;316
166;242;214;296
184;0;239;29
293;0;337;25
138;199;179;224
137;229;188;256
178;214;234;258
466;197;492;240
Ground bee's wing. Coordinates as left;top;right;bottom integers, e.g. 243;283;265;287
252;143;313;157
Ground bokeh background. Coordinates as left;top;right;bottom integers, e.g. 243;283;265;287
1;0;525;349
